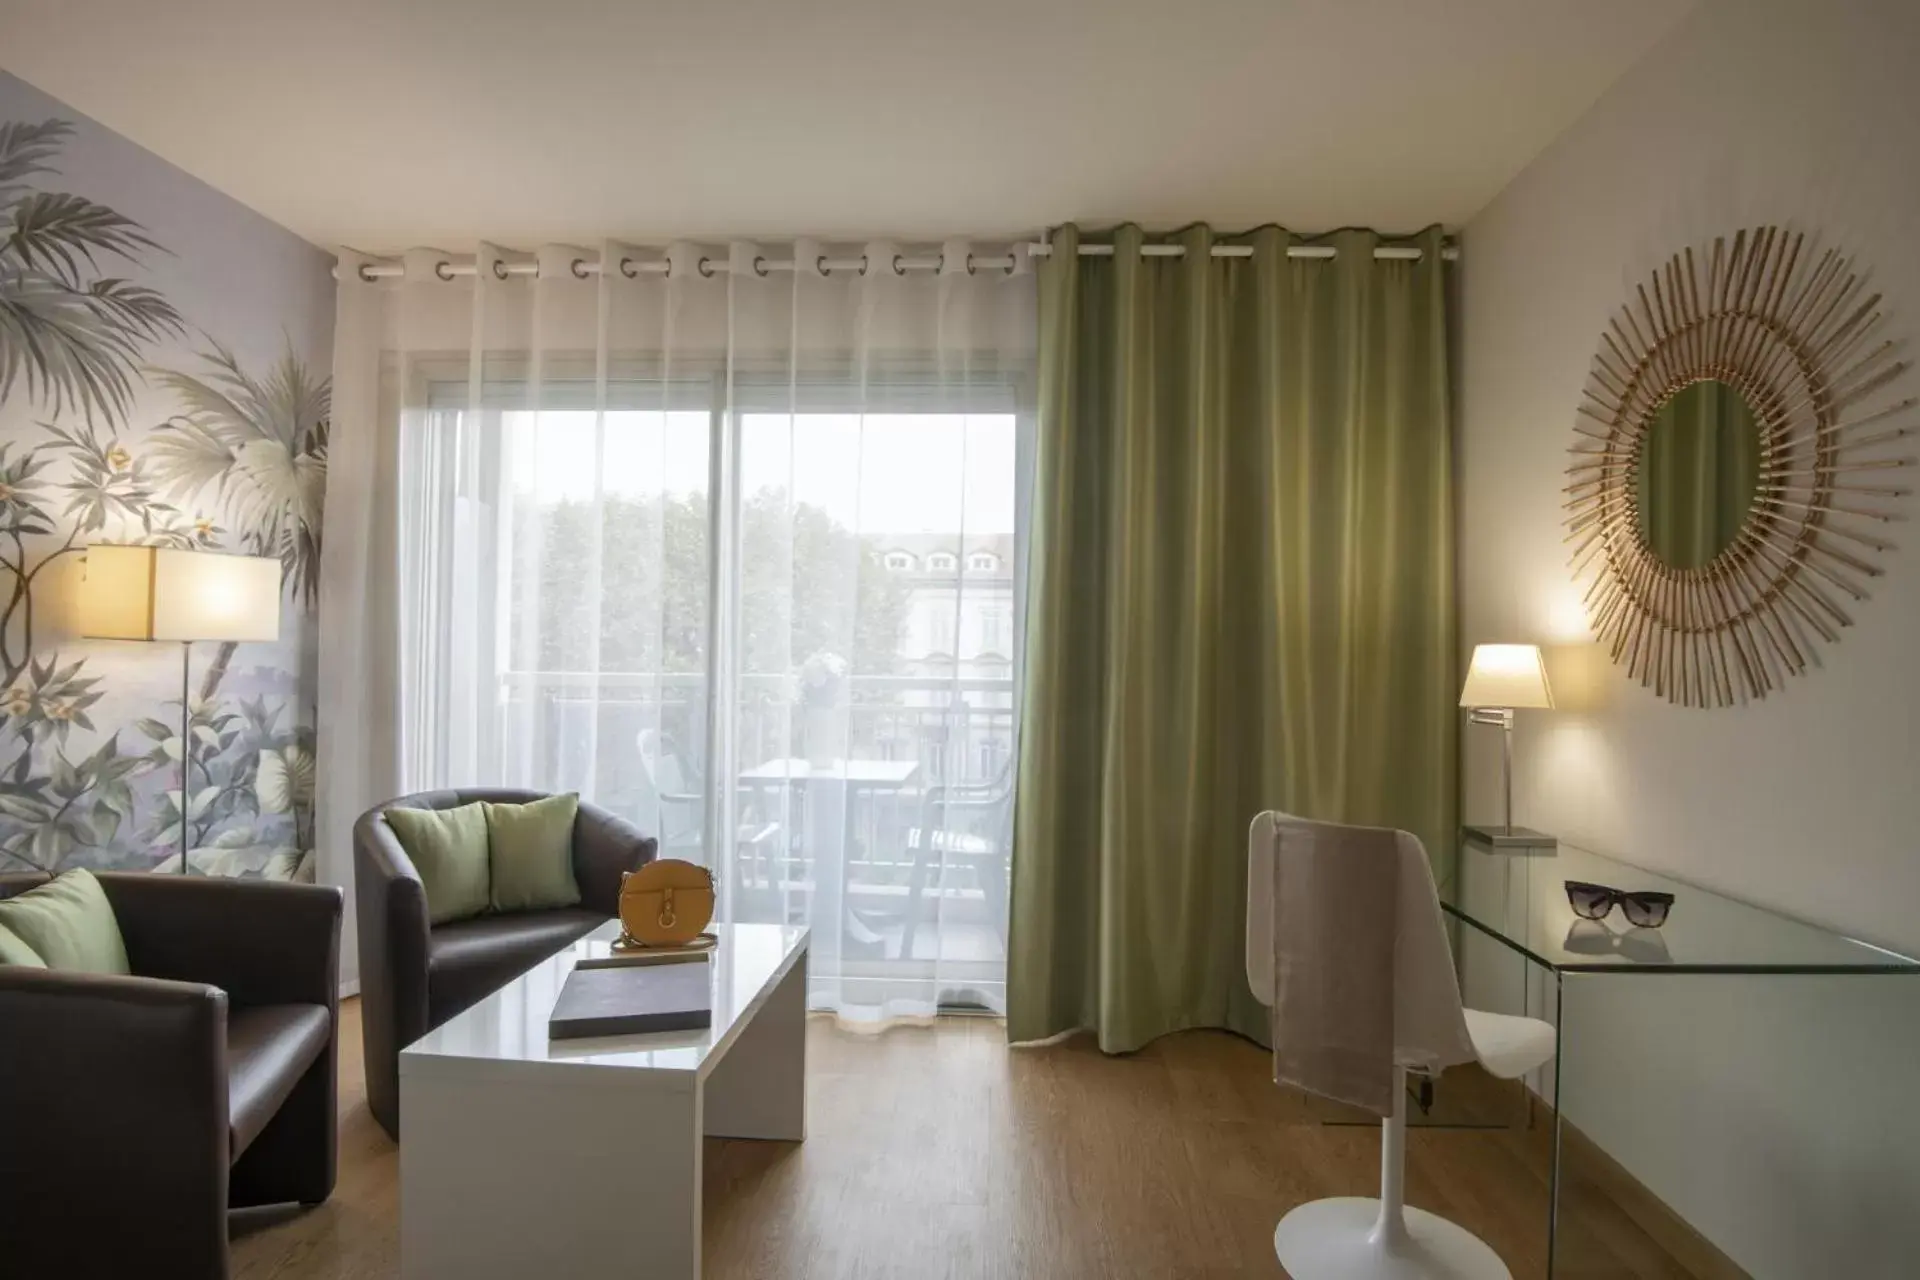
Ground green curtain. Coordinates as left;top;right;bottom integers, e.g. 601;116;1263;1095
1637;380;1759;570
1007;223;1456;1052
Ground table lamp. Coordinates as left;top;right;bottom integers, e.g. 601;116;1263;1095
1459;642;1555;849
80;546;283;873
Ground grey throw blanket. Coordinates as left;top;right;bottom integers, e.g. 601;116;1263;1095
1250;812;1399;1117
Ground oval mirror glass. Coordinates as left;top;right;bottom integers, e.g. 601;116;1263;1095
1637;379;1762;570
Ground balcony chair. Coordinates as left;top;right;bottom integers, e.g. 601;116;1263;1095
637;729;704;858
638;729;783;916
0;872;343;1280
1245;811;1556;1279
897;758;1013;961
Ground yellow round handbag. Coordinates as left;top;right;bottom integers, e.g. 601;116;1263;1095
617;859;716;947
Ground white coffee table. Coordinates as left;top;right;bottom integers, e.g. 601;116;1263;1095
399;921;809;1280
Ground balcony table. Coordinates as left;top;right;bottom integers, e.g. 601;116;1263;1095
736;757;921;983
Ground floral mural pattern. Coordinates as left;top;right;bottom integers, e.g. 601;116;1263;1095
0;118;324;878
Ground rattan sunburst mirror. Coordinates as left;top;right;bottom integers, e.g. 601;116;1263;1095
1566;227;1913;707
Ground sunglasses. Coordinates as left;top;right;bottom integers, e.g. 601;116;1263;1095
1564;880;1676;929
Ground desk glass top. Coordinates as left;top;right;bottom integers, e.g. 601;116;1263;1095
1442;839;1920;975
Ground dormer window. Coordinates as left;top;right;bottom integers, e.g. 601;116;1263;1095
968;552;998;572
884;552;914;570
927;552;957;571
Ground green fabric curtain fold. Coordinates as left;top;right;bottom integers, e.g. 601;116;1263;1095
1007;223;1456;1052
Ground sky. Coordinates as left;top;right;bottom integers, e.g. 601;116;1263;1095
505;410;1018;535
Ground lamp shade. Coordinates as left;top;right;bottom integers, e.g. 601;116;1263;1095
1459;643;1554;710
79;546;282;643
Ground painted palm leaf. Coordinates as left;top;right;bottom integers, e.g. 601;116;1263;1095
7;191;165;286
149;342;330;604
0;272;181;421
150;340;327;451
142;418;232;491
255;744;315;815
0;119;71;205
0;120;184;422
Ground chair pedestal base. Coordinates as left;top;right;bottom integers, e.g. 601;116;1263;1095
1275;1198;1511;1280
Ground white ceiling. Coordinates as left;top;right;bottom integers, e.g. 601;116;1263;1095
0;0;1693;251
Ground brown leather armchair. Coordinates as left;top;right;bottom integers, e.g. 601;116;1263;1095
354;788;656;1139
0;871;343;1280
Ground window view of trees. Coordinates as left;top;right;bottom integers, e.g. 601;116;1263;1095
517;487;911;678
475;406;1015;828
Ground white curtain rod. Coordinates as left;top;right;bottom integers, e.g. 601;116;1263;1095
1028;243;1457;261
346;254;1002;281
338;241;1454;281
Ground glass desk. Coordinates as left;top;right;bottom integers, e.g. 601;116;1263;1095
1440;838;1920;1277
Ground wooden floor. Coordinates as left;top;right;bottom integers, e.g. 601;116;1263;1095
230;999;1698;1279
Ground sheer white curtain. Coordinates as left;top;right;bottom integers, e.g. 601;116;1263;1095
320;239;1034;1018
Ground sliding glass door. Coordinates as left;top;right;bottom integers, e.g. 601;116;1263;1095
402;375;1022;1018
728;396;1020;1015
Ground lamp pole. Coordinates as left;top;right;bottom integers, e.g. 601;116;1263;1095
1466;705;1515;833
179;640;192;875
1463;705;1549;847
1499;706;1514;835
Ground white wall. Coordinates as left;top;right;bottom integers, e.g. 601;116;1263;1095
1459;1;1920;1273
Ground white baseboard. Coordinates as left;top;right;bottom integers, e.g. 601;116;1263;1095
339;978;360;999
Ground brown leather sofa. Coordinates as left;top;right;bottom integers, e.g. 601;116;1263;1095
354;788;657;1138
0;872;343;1280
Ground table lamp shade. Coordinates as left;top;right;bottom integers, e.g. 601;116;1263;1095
1459;643;1553;710
80;546;282;643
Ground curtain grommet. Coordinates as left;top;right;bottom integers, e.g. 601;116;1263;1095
817;255;830;277
698;256;716;278
571;257;589;280
620;257;638;279
965;253;977;276
892;253;906;276
357;263;379;283
754;255;770;278
434;260;454;282
491;259;509;281
858;254;869;277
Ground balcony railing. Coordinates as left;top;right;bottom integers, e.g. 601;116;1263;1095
499;668;1014;821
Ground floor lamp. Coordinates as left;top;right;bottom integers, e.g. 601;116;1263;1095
79;546;283;874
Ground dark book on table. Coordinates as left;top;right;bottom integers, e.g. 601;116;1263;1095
548;960;712;1040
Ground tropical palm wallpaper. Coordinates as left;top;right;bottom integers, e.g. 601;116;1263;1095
0;108;330;879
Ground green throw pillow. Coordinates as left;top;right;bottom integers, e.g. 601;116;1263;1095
0;919;47;968
0;869;129;974
485;793;581;913
385;802;491;925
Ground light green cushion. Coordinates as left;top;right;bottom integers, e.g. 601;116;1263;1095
485;793;581;913
0;919;46;968
0;869;129;974
385;802;492;925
